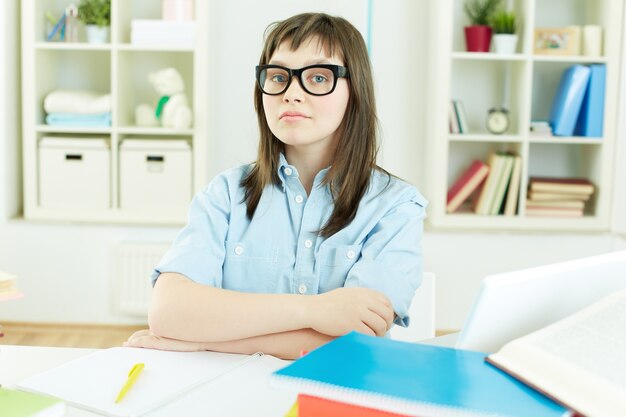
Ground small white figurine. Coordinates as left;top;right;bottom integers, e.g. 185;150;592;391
135;67;192;129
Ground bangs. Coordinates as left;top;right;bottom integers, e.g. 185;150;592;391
262;14;345;63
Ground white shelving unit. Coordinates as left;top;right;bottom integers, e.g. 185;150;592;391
21;0;208;225
425;0;624;231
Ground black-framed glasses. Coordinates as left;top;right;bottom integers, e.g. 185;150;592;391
256;64;349;96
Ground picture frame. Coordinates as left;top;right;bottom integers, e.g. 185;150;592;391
533;27;581;55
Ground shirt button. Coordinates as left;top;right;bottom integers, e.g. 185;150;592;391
295;195;304;204
346;250;356;259
298;284;307;294
234;245;244;255
304;239;313;248
284;167;293;176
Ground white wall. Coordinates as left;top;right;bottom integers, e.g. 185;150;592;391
1;0;624;330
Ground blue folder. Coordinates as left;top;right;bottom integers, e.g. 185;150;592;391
574;64;606;137
272;332;568;417
548;65;591;136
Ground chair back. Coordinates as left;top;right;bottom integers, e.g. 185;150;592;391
390;272;435;342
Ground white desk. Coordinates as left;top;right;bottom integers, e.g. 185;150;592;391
0;345;296;416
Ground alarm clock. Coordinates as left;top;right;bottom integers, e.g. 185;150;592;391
486;107;510;134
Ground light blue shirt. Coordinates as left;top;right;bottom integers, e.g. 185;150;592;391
152;154;428;326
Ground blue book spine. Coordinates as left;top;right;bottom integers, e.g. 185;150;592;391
574;64;606;137
548;65;591;136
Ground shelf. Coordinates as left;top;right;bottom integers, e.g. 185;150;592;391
532;55;608;64
117;126;194;135
449;134;523;143
528;136;604;144
35;125;111;134
116;44;195;52
452;52;528;61
22;0;208;225
426;0;622;231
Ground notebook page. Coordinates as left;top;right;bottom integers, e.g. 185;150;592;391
17;347;260;417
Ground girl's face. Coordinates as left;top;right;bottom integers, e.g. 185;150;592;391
262;37;350;155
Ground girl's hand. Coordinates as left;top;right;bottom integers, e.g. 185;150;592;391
306;288;395;337
124;329;203;352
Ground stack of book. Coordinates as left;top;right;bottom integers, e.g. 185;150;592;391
130;19;196;47
529;120;553;137
272;332;567;417
448;99;469;134
526;177;595;217
549;64;606;137
0;270;22;302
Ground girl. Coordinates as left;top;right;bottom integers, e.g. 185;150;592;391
125;12;427;360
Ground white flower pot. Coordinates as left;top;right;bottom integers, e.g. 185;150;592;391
493;34;518;54
85;25;109;44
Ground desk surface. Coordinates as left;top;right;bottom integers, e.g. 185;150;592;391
0;335;458;416
0;345;296;417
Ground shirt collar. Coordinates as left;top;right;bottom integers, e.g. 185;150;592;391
276;152;332;191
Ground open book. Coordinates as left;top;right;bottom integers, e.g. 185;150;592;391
487;288;626;417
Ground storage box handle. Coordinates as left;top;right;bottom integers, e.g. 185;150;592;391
147;155;164;162
65;154;83;161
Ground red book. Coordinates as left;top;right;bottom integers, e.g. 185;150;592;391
446;159;489;213
298;394;410;417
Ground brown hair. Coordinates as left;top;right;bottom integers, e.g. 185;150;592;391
241;12;382;237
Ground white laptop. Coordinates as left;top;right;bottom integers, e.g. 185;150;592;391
456;250;626;353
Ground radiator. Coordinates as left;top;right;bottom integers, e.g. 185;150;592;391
113;242;171;316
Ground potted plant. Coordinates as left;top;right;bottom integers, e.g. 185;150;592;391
464;0;501;52
78;0;111;43
491;9;518;54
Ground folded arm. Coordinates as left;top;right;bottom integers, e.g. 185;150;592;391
133;272;394;358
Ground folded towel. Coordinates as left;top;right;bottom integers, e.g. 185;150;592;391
45;112;112;127
44;90;112;114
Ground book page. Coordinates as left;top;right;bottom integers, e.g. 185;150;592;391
531;296;626;390
488;289;626;417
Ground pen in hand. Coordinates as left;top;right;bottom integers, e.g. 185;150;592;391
115;363;145;403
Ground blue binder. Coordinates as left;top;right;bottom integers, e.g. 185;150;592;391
272;332;568;417
574;64;606;137
548;65;591;136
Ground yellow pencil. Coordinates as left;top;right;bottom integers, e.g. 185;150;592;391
115;363;145;403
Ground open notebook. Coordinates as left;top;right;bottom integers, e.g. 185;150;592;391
17;347;267;417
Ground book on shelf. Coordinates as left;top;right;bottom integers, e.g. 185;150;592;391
487;288;626;417
446;159;489;213
527;191;591;201
504;155;522;216
271;332;568;417
529;177;595;195
0;270;23;302
548;65;591;136
526;199;586;210
525;206;584;218
574;64;606;138
489;153;515;215
453;100;469;133
0;387;65;417
448;100;460;133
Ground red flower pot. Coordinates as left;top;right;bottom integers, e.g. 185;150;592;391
465;25;493;52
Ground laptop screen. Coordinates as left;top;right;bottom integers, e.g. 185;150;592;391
455;250;626;353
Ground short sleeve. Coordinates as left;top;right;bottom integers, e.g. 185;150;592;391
151;174;231;287
344;190;427;327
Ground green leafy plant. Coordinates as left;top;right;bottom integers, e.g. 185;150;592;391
491;10;517;34
78;0;111;27
464;0;501;26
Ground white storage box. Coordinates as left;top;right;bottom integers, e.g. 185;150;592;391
38;137;111;209
119;139;192;211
